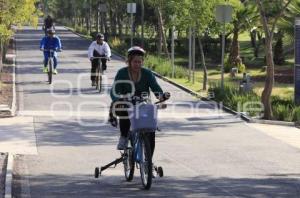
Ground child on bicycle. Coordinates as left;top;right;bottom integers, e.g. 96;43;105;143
88;33;111;86
109;46;165;155
40;28;62;74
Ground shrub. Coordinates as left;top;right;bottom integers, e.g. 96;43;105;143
292;107;300;122
144;55;187;78
237;62;246;73
209;82;262;117
271;96;294;109
272;104;293;121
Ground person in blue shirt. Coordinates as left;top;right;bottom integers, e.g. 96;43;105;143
40;28;62;74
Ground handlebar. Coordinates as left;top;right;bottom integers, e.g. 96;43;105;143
90;56;110;60
117;92;170;105
41;48;62;52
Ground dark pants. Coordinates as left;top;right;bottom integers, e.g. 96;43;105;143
119;116;155;157
91;50;107;82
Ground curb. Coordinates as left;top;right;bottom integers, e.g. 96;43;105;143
248;118;295;126
4;154;12;198
62;25;294;127
0;153;8;198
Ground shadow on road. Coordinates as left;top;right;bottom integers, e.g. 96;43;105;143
12;171;300;197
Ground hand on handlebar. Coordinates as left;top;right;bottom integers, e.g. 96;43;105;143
158;92;170;101
108;112;118;127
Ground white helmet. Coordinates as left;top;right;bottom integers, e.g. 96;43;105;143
127;46;145;57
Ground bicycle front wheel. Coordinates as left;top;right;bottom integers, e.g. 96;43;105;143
95;65;99;90
48;58;53;84
123;138;134;181
139;133;152;190
98;74;102;93
98;63;103;93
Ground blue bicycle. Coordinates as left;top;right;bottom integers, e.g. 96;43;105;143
42;48;61;84
94;93;170;190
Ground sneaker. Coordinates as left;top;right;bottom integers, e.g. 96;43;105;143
53;69;58;74
117;136;127;150
43;67;48;73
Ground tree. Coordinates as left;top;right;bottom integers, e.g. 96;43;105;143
256;0;292;119
227;1;257;70
0;0;39;69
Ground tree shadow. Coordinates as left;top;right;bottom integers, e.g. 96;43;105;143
13;172;300;198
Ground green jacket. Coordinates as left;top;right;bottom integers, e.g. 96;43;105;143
110;67;163;102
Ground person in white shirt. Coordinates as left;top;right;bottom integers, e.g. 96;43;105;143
88;33;111;86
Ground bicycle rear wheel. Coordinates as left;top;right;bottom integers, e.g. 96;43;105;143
48;58;53;84
139;133;152;190
123;138;134;181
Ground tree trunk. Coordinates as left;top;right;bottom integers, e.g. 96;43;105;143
0;41;3;73
273;31;284;65
109;3;117;36
197;34;208;90
228;26;242;68
104;12;109;35
96;3;99;33
188;27;192;81
117;13;123;37
100;13;104;33
261;37;274;119
156;6;169;58
88;0;92;34
141;0;144;47
157;25;162;55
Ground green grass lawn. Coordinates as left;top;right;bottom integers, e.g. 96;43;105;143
166;67;294;100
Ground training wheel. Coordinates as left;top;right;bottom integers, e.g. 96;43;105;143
95;167;100;178
157;166;163;177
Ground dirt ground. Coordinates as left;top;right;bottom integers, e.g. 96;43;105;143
0;65;13;117
251;68;294;84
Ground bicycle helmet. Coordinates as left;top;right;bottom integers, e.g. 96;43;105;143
127;46;145;57
96;33;104;40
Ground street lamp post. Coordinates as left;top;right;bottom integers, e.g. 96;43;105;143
127;3;136;47
295;18;300;105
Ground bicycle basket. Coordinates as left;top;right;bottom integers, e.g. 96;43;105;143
129;103;158;132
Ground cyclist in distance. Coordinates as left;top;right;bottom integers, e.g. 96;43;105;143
40;28;62;74
109;46;165;154
43;15;55;35
88;33;111;86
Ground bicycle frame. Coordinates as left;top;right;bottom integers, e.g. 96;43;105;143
91;56;108;93
94;93;170;190
43;49;55;84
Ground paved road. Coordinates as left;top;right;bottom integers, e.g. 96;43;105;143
11;25;300;197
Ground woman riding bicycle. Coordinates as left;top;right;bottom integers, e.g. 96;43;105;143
109;46;165;154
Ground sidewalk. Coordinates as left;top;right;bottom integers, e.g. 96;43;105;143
246;122;300;149
0;116;37;155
